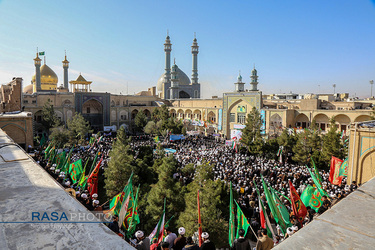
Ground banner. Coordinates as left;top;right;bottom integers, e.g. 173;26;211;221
169;134;185;141
68;159;83;184
228;182;235;247
329;156;344;185
218;109;223;131
339;157;348;177
300;185;323;213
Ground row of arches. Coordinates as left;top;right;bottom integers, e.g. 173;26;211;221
169;109;217;122
270;113;372;131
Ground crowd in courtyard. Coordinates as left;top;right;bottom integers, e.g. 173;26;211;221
32;132;358;249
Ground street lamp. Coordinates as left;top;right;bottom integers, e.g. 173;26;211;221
333;84;336;94
370;80;374;98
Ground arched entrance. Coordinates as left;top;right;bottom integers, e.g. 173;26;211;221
334;114;351;131
313;114;329;131
179;91;190;98
295;113;309;129
82;99;103;131
2;124;26;148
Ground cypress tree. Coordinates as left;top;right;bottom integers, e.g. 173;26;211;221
322;118;344;166
241;107;264;155
144;156;185;231
178;162;229;248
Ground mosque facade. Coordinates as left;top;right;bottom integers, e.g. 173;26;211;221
7;35;370;142
156;35;201;100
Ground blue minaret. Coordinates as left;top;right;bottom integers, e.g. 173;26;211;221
234;71;245;92
62;52;69;90
33;53;42;93
170;60;179;99
164;34;172;85
250;66;259;91
191;35;199;84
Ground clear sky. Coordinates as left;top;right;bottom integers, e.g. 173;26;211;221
0;0;375;98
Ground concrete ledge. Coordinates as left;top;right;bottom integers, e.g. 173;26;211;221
0;130;133;250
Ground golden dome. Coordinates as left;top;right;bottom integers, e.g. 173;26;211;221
32;64;58;85
23;84;34;94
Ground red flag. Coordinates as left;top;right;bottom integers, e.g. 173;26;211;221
289;180;307;226
329;156;344;185
259;199;266;229
197;190;203;247
87;156;103;197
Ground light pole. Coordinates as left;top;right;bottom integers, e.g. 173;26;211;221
333;84;336;94
370;80;374;98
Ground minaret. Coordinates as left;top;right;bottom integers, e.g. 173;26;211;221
33;53;42;93
163;34;172;85
191;35;199;84
234;71;245;92
62;52;69;90
250;66;259;91
170;60;179;99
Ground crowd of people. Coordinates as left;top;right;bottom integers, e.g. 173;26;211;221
32;132;359;249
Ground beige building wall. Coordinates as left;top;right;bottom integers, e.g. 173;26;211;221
0;112;34;149
0;77;22;112
347;122;375;185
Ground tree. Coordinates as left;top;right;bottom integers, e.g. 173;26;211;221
277;128;297;162
134;110;148;132
41;101;60;133
241;107;264;155
292;130;311;165
104;132;137;198
67;112;92;145
49;127;70;148
322;118;345;167
178;162;229;248
152;104;169;123
144;121;158;135
144;156;185;231
263;138;279;159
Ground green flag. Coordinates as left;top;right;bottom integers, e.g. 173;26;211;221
113;173;134;218
55;151;66;169
307;166;328;197
300;185;323;212
262;177;288;235
61;147;74;172
269;186;292;229
127;185;140;237
40;134;46;147
44;144;52;159
339;157;348;177
229;182;235;247
311;157;323;185
253;180;275;239
235;201;250;238
68;159;83;184
39;51;45;56
88;152;99;175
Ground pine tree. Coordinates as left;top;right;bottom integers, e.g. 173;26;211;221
144;156;185;231
67;112;92;144
292;130;310;165
241;107;264;155
134;110;148;132
41;100;61;133
308;121;324;169
322;118;344;167
178;162;229;248
104;131;137;198
277;128;297;162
